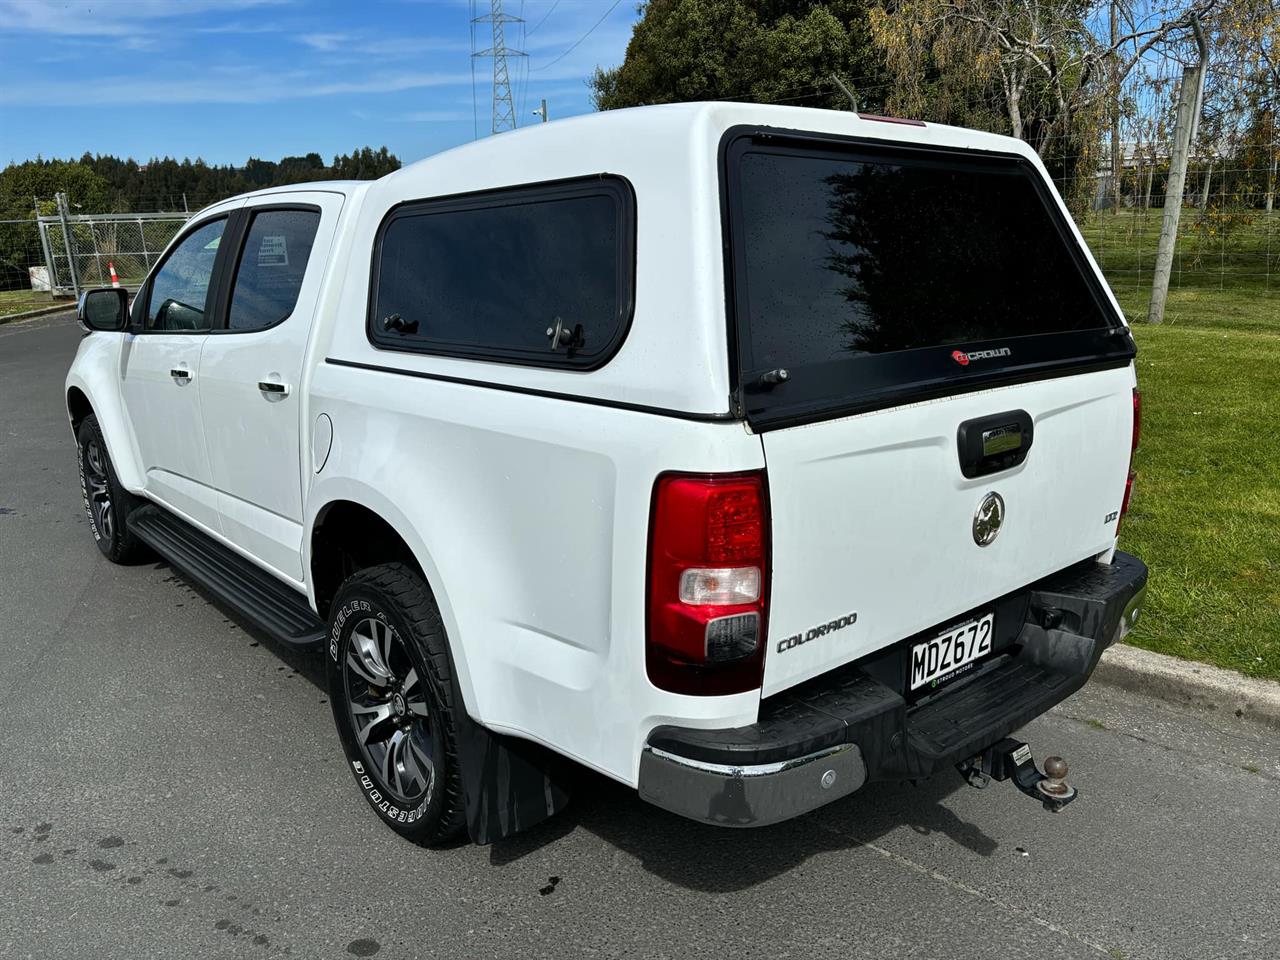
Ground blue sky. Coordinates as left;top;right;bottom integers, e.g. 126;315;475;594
0;0;639;167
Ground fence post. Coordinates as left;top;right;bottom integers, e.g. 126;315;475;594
1146;16;1206;326
35;198;58;294
55;192;80;300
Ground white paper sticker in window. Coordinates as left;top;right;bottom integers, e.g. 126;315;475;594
258;235;289;267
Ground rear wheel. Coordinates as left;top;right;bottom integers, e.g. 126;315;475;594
327;563;466;845
76;414;147;563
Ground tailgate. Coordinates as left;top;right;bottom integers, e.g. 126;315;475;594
760;366;1134;695
718;126;1140;697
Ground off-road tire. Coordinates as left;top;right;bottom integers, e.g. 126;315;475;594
327;563;466;846
76;414;148;563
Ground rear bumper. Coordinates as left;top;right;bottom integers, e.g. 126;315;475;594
639;551;1148;827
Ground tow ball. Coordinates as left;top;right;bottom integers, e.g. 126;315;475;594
957;738;1077;812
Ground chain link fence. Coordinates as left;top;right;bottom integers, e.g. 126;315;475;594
39;212;190;296
1;209;190;318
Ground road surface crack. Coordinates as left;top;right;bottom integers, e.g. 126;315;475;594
817;822;1116;957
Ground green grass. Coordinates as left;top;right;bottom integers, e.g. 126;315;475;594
0;288;62;319
1079;211;1280;680
1079;209;1279;331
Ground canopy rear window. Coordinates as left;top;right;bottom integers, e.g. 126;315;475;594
723;130;1133;428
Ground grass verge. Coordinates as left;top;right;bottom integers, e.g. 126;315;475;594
1095;260;1280;679
0;288;63;319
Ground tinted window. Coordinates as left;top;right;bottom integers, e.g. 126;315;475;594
370;179;632;367
228;209;322;331
725;135;1133;428
147;218;226;331
736;149;1112;373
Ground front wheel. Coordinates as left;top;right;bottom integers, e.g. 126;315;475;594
76;414;147;563
327;563;466;845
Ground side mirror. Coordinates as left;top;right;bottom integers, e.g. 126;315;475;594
78;287;130;332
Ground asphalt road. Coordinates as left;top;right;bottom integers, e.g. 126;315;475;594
2;313;1278;960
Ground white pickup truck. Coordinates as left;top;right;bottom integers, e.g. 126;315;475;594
66;102;1147;846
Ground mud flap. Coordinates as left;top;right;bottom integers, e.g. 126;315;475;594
450;684;573;844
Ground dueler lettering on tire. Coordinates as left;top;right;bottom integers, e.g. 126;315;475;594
326;564;465;846
77;441;103;544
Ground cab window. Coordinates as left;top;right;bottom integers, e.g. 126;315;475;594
227;209;322;331
146;218;227;331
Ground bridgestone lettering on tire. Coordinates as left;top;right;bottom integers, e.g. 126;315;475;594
327;563;465;846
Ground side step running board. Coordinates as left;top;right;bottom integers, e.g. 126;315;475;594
128;504;326;646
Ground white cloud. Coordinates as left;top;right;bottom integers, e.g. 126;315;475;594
395;110;465;122
299;32;348;52
297;31;468;59
0;66;476;106
0;0;290;37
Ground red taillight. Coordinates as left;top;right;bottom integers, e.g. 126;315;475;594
1119;388;1140;527
646;472;769;695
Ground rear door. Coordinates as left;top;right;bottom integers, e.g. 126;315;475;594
721;131;1138;696
197;193;342;583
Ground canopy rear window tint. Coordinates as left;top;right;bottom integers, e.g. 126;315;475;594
724;131;1131;427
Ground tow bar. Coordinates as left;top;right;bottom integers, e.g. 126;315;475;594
957;738;1077;812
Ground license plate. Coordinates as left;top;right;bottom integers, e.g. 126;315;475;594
910;613;994;692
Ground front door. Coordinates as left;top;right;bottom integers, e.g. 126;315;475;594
121;214;231;533
196;193;342;583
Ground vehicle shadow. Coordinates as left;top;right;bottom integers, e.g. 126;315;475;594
490;764;999;893
155;562;329;687
159;560;1000;889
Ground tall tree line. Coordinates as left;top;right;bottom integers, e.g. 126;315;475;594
1;146;400;220
0;146;400;290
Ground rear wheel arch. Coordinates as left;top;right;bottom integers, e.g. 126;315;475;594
310;499;430;619
308;492;480;726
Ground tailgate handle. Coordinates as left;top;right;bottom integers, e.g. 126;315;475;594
956;410;1033;478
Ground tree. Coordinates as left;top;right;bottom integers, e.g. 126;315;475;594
0;160;114;291
591;0;888;111
331;147;400;180
870;1;1217;151
0;159;113;220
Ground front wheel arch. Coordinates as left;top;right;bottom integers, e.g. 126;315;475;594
67;386;93;435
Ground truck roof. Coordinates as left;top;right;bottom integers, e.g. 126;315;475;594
220;103;1036;206
238;179;370;199
386;101;1035;183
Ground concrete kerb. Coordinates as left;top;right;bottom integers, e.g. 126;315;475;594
0;303;75;325
1096;643;1280;731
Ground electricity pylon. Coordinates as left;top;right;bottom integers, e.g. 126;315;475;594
472;0;526;135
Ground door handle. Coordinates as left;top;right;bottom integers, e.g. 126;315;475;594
258;380;291;398
170;368;192;383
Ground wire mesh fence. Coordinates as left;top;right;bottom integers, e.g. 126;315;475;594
0;218;58;317
0;209;190;316
1053;143;1278;312
39;212;190;295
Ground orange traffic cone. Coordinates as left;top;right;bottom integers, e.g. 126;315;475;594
108;262;120;288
